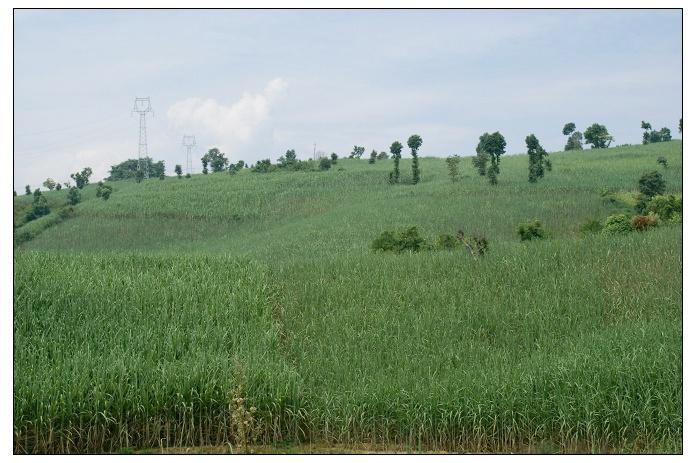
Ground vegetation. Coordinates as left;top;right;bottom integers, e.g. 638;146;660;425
108;157;165;180
474;132;506;185
70;167;93;189
445;155;461;182
563;122;583;151
525;134;550;183
67;186;81;205
407;134;423;184
583;123;614;149
203;148;229;173
517;219;548;240
641;121;672;144
349;146;365;159
388;141;402;184
175;164;183;178
13;140;683;454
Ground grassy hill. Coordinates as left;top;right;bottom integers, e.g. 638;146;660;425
13;141;683;453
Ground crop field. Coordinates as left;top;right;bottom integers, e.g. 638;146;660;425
13;141;682;453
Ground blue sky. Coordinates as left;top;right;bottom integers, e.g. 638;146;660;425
13;9;682;189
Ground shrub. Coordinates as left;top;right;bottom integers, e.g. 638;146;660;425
638;171;666;198
371;226;426;253
58;207;75;220
252;159;274;173
318;157;332;171
517;219;547;241
456;231;489;256
25;192;50;222
445;156;461;182
67;187;81;205
657;156;668;168
330;153;338;164
646;194;682;221
602;213;632;234
579;219;603;235
631;214;659;231
185;173;191;178
436;233;460;250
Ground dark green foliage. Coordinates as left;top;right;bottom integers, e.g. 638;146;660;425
445;155;461;182
251;159;274;173
472;151;488;176
58;206;75;220
579;219;602;235
389;141;402;183
435;233;459;249
135;170;145;183
368;150;377;164
159;173;165;180
42;178;56;190
67;187;81;205
562;122;576;136
175;164;182;178
657;156;668;168
602;213;632;234
107;158;164;180
526;134;550;183
185;173;191;179
583;123;614;149
646;194;682;221
407;134;423;185
517;219;547;241
96;183;113;201
330;153;338;164
476;132;506;184
564;131;583;151
638;171;666;198
25;190;50;222
202;158;209;175
202;148;228;173
371;226;426;253
278;149;297;168
318;157;332;171
456;231;489;256
55;183;62;191
349;146;365;159
25;185;31;195
377;151;389;160
642;121;672;144
70;167;93;189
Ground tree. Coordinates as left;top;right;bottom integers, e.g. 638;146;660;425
562;122;576;136
445;155;461;182
319;157;332;171
25;185;31;195
135;169;145;183
350;146;365;159
96;183;113;200
377;151;389;160
278;149;297;168
42;178;56;190
368;150;377;164
642;121;672;144
201;157;209;175
475;132;506;184
407;134;423;184
564;131;583;151
583;123;613;149
638;171;666;198
202;148;228;173
526;134;550;183
330;152;338;164
389;141;403;184
67;187;81;205
657;156;668;168
25;189;50;222
55;183;62;191
70;167;93;189
108;157;165;180
251;159;274;173
175;164;183;178
159;173;165;180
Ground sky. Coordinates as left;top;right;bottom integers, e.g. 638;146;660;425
13;9;682;190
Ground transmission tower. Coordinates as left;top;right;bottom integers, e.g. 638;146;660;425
182;135;196;174
132;97;153;178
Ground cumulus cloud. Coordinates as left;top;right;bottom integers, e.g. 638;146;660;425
166;78;288;143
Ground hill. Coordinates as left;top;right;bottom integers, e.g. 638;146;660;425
13;141;683;453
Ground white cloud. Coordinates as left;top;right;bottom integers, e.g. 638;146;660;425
166;78;288;145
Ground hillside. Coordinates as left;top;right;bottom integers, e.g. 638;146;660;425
13;141;683;454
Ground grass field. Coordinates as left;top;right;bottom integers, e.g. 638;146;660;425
13;141;683;453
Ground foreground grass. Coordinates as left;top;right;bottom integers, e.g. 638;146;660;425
14;227;681;453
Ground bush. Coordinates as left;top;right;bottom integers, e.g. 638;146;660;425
371;226;426;253
657;156;668;168
456;231;489;256
645;194;682;221
436;233;460;250
58;207;75;220
579;219;603;235
67;187;81;205
631;214;659;231
638;171;666;198
602;213;632;234
517;219;547;241
318;157;332;171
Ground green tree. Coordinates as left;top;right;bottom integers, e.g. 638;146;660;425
70;167;93;189
25;189;50;222
564;131;583;151
407;134;423;184
42;178;56;190
562;122;576;136
368;150;377;164
174;164;183;178
67;186;81;205
330;152;338;164
55;183;62;191
526;134;550;183
96;183;113;201
107;157;165;180
475;132;506;184
135;169;145;183
318;157;332;171
201;157;209;174
638;171;666;198
24;185;31;195
445;155;461;182
389;141;403;184
377;151;389;160
202;148;228;172
583;123;614;149
350;146;365;159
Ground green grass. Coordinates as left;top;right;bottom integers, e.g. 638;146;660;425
13;141;683;453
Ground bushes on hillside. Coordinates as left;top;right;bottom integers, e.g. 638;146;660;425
25;189;50;222
67;187;81;206
636;171;666;213
372;226;488;256
96;183;113;201
631;214;659;232
602;213;632;234
645;194;682;222
517;219;547;241
579;219;603;235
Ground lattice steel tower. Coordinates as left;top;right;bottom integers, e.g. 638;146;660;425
182;135;196;174
132;97;153;178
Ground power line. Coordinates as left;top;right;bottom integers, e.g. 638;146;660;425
182;135;196;175
132;97;153;178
